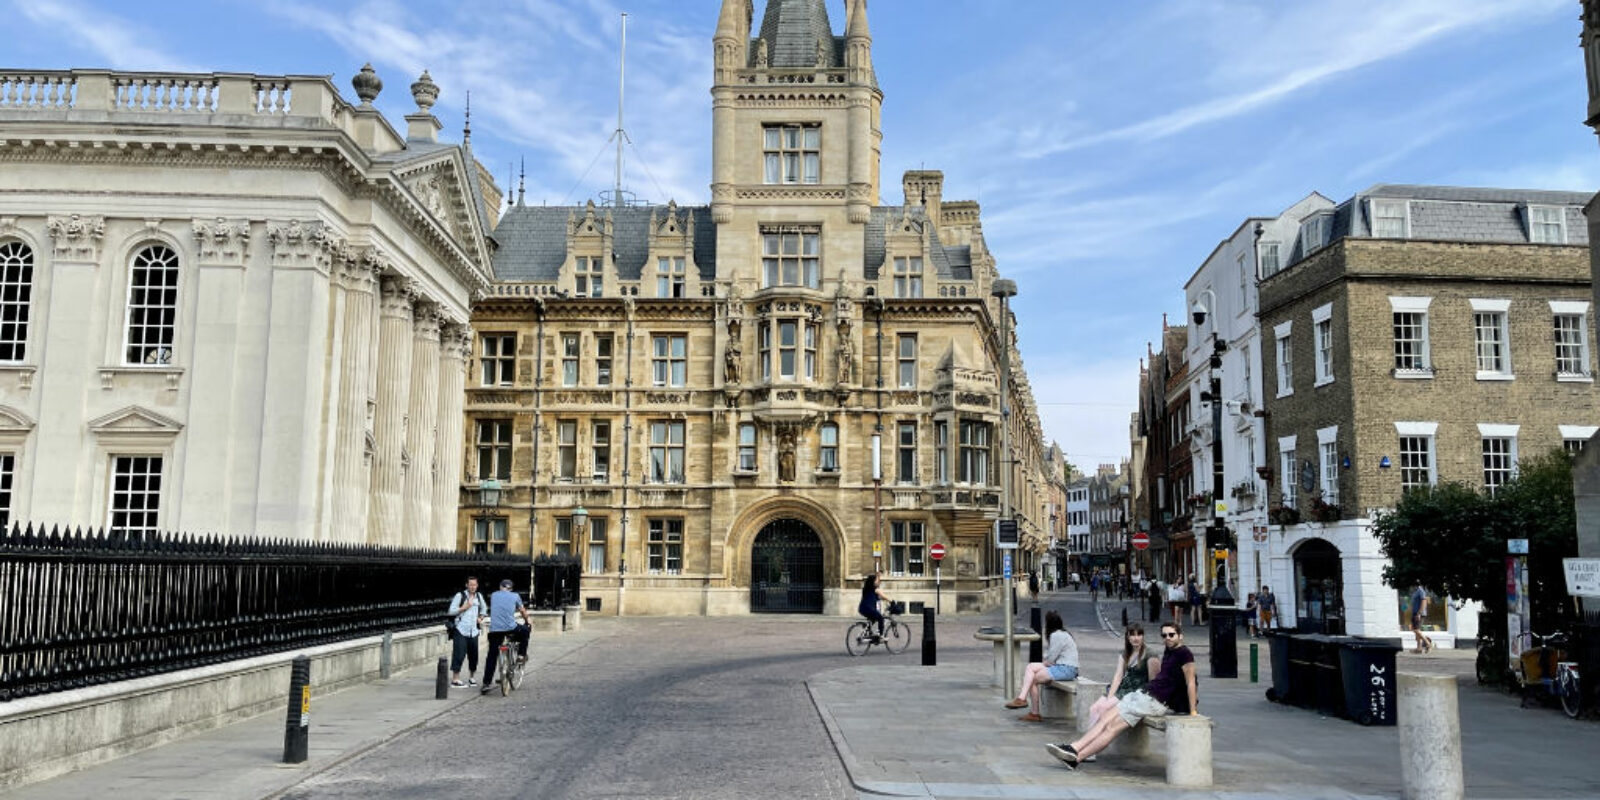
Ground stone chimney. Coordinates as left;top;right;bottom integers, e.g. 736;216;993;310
902;170;944;229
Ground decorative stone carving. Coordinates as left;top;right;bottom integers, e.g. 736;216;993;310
46;214;104;262
0;217;17;237
412;301;444;340
777;426;797;483
755;39;769;68
410;70;439;112
724;334;742;384
836;318;854;384
413;172;447;220
266;220;334;270
352;63;382;106
379;275;417;318
192;217;251;265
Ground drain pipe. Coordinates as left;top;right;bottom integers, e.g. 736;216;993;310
618;299;636;616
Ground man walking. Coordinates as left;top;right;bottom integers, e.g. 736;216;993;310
482;579;533;694
446;576;484;688
1258;584;1276;633
1409;585;1433;654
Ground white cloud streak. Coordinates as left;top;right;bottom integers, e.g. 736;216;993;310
12;0;200;72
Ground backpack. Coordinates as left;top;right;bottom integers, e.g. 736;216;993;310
444;590;475;637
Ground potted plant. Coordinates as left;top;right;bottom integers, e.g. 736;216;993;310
1309;494;1342;523
1268;505;1301;525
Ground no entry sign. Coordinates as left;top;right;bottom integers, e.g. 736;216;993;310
1131;532;1150;551
930;543;947;561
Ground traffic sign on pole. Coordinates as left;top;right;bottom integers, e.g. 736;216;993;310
995;519;1019;550
1003;552;1012;579
930;542;947;561
1131;532;1150;551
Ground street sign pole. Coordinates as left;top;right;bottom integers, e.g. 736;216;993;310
930;542;947;614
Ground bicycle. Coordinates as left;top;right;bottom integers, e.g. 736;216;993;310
493;636;527;696
846;601;911;656
1514;630;1582;719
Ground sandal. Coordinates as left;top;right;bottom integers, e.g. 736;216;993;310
1003;699;1028;709
1020;712;1043;722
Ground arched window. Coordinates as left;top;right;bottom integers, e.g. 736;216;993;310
124;244;180;365
0;241;34;362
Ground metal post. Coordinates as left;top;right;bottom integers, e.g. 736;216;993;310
935;562;942;615
921;607;937;666
435;656;450;700
282;655;311;764
1250;641;1260;683
1029;605;1043;664
994;279;1018;701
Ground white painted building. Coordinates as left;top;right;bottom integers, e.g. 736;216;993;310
0;68;496;546
1066;478;1090;563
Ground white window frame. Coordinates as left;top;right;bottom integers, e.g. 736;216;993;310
1470;298;1513;380
1529;206;1568;244
0;241;34;363
1396;422;1439;492
1300;215;1330;255
651;334;687;387
737;422;757;473
1277;435;1297;509
586;516;608;574
108;454;164;535
480;334;516;387
762;124;821;186
761;227;821;289
1370;198;1410;239
1258;241;1281;278
1551;300;1592;381
123;244;181;366
1389;296;1433;378
888;520;926;577
647;518;684;574
1311;303;1334;387
1477;423;1520;495
1317;426;1339;506
1561;424;1598;454
1273;320;1293;398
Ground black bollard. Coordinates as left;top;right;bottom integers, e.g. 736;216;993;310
1121;607;1129;629
921;607;937;666
1028;606;1043;664
283;655;311;764
435;656;450;700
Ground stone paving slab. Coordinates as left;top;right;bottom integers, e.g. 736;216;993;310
0;628;604;800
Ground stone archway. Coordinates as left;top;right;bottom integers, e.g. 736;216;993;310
750;519;825;613
725;495;847;605
1292;538;1345;635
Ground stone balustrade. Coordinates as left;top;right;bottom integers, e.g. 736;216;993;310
0;69;341;124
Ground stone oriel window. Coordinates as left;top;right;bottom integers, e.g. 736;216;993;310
109;455;163;535
763;124;820;185
934;421;949;484
958;420;990;485
0;241;34;362
124;244;180;365
480;334;516;386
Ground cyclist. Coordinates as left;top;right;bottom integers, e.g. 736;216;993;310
481;578;532;695
859;571;894;641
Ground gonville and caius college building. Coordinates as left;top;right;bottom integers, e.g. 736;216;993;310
462;0;1065;616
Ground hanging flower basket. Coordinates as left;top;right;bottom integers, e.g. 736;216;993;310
1268;506;1301;526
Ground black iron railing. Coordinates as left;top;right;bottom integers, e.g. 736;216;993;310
0;523;530;702
530;553;581;609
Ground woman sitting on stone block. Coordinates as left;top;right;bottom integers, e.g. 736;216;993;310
1086;623;1160;728
1004;610;1077;722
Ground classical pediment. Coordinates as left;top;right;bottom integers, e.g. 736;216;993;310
0;404;35;435
394;152;491;268
87;406;184;435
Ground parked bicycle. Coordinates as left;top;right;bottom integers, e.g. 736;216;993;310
1514;630;1582;719
846;601;911;656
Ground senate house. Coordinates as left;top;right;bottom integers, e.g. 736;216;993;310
463;0;1064;616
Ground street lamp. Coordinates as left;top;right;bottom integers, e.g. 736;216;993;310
992;277;1019;699
571;503;589;536
479;479;502;508
1191;288;1238;679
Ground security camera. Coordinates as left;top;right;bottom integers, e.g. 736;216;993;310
1191;299;1208;326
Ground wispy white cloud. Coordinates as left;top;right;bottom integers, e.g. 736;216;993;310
12;0;200;72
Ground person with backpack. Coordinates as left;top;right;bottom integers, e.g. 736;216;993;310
446;576;486;688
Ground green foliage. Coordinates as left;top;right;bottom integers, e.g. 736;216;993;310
1371;450;1578;626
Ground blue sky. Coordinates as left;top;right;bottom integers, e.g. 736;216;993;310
9;0;1596;472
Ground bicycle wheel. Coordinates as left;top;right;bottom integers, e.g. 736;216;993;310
510;657;526;691
1560;669;1582;719
845;622;873;656
499;648;512;696
884;620;911;654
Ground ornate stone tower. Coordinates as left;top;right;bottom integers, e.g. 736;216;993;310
710;0;882;231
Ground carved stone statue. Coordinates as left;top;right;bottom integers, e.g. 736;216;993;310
755;39;769;68
836;319;854;384
778;428;797;483
724;337;742;384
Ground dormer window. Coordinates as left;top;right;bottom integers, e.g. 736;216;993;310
1370;199;1409;238
657;257;686;298
762;227;821;289
1530;206;1567;244
892;257;923;298
575;256;603;298
763;124;820;185
1300;214;1331;255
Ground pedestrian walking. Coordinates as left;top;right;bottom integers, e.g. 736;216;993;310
1167;580;1185;624
1187;574;1204;625
1244;592;1260;638
1029;570;1040;598
1258;585;1276;632
1146;580;1162;623
446;576;485;688
1409;585;1433;654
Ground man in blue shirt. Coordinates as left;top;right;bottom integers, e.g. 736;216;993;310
481;579;532;695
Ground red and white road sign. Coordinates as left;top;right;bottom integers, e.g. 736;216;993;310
1131;532;1151;551
930;543;947;561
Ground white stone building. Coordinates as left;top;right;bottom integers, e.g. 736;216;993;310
0;68;497;546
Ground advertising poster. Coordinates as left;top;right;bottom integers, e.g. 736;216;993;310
1506;555;1529;668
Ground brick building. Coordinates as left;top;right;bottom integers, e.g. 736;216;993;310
1258;184;1598;641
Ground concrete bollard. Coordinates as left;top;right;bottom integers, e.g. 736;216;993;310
921;607;937;666
435;656;450;700
1398;673;1463;800
1164;716;1213;787
282;655;311;764
380;632;393;679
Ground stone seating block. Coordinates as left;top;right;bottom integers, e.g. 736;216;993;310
527;610;563;635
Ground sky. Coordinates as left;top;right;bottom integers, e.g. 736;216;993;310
9;0;1598;473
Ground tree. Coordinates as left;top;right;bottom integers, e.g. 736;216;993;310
1371;450;1578;626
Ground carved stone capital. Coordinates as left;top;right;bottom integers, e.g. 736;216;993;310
439;322;474;361
412;300;444;341
378;275;417;318
193;217;252;266
46;214;105;262
266;220;335;270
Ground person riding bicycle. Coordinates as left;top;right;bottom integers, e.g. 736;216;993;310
859;572;894;641
481;579;532;695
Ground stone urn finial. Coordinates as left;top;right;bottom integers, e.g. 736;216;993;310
352;63;382;106
410;70;439;112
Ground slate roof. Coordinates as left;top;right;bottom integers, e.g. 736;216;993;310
863;206;973;281
1287;184;1592;264
755;0;840;69
490;204;717;283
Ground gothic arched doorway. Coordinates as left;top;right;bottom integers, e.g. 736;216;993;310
1293;538;1345;635
750;518;824;613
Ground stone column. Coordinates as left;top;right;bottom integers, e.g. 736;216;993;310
432;324;471;550
402;300;443;549
368;275;415;546
1398;672;1463;800
329;248;380;542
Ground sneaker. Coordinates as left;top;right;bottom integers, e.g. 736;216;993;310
516;656;528;665
450;679;467;688
467;678;478;687
1045;743;1078;768
1083;755;1097;763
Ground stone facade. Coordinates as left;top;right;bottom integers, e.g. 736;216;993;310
1258;185;1598;639
458;0;1062;615
0;68;495;546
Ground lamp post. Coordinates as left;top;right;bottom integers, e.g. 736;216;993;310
992;278;1019;699
1191;289;1238;679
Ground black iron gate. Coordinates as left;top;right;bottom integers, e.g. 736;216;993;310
750;519;824;613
